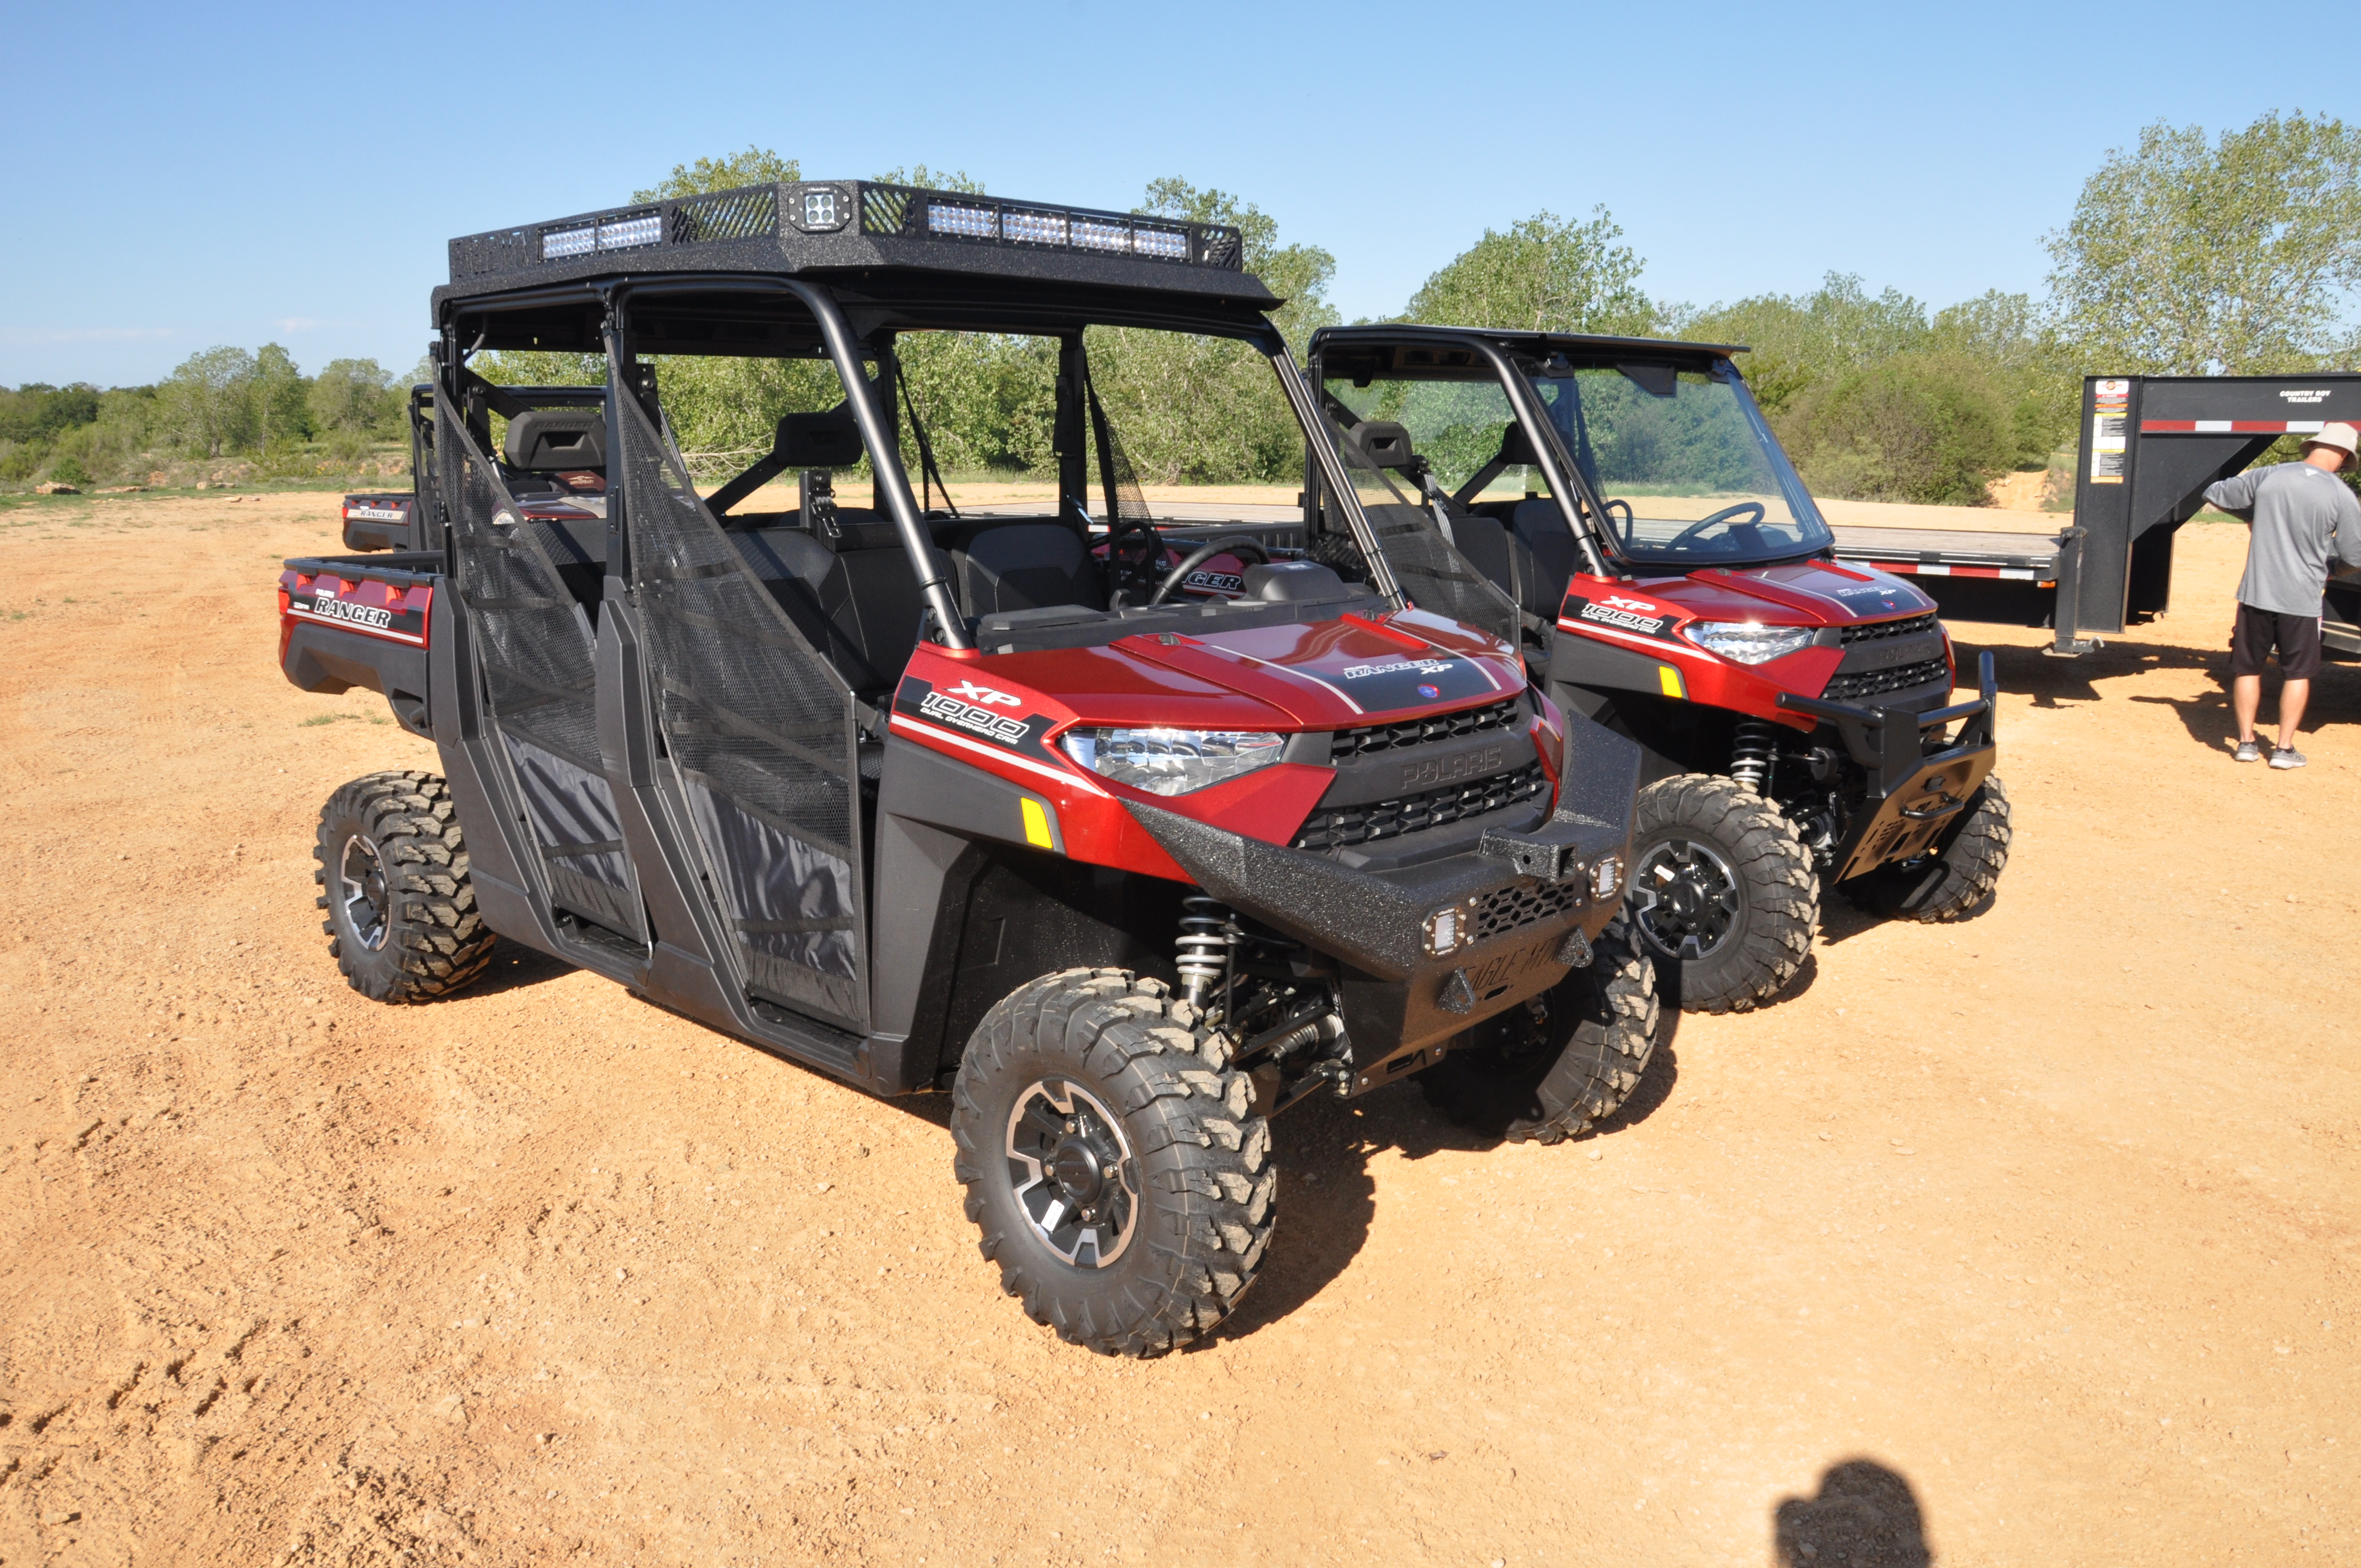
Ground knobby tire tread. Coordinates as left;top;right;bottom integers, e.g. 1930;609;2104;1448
950;968;1273;1358
313;770;496;1003
1421;912;1661;1145
1638;774;1817;1015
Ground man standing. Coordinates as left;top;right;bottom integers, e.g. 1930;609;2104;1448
2203;422;2361;769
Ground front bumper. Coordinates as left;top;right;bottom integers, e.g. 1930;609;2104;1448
1778;651;2000;883
1125;714;1642;1080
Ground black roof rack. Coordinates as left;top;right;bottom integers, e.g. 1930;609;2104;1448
437;180;1270;308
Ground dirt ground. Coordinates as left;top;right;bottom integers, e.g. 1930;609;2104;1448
1;491;2354;1567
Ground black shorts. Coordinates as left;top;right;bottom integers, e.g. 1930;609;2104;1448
2231;603;2322;679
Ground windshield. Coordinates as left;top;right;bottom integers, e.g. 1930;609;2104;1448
1528;362;1831;567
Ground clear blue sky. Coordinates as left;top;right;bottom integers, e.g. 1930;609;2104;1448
0;0;2346;387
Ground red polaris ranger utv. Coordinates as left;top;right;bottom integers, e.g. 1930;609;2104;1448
276;181;1660;1354
1303;327;2010;1015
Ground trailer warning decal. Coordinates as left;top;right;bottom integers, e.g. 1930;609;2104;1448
2089;379;2130;485
2139;419;2334;434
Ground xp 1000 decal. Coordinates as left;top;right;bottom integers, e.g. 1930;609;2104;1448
1560;594;1679;642
891;676;1061;763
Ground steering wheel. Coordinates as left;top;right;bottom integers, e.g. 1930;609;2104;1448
1102;516;1166;607
1666;501;1767;549
1150;536;1270;605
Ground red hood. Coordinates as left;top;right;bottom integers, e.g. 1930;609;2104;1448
900;606;1524;740
1116;607;1520;726
1627;559;1933;628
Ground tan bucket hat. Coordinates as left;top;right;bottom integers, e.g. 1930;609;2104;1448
2302;421;2358;458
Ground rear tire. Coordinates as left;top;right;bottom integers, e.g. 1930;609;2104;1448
314;771;495;1003
951;969;1274;1357
1628;774;1816;1015
1421;913;1660;1143
1842;775;2012;923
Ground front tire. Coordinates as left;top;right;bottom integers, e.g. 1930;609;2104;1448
1421;913;1660;1143
1628;774;1817;1014
1842;775;2012;922
951;969;1274;1357
313;771;495;1002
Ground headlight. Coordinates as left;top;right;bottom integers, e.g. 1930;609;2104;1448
1684;620;1815;665
1061;727;1283;796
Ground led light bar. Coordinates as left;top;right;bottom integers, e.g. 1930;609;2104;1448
455;181;1247;283
1000;208;1068;246
541;214;663;262
927;203;998;240
1133;227;1189;261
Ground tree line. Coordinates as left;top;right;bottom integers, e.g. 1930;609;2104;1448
7;111;2354;505
0;347;413;488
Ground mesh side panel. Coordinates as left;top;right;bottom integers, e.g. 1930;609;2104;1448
861;186;914;235
440;404;643;938
450;229;532;277
1085;371;1154;528
615;390;868;1030
674;187;777;244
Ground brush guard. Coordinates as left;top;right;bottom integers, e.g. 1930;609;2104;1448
1777;651;1999;885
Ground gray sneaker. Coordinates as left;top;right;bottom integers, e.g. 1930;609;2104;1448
2234;740;2263;763
2270;747;2308;770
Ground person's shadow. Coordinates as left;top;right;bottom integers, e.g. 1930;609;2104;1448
1774;1459;1933;1567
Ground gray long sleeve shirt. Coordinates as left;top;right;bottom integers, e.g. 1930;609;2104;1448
2203;461;2361;618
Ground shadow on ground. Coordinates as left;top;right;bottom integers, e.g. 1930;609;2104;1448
1217;997;1682;1343
1774;1458;1933;1568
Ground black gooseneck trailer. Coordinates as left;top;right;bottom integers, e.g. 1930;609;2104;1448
1835;372;2361;657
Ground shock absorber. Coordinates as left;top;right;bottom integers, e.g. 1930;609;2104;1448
1176;894;1232;1009
1729;720;1777;794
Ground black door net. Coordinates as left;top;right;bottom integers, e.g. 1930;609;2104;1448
614;388;869;1033
439;402;644;940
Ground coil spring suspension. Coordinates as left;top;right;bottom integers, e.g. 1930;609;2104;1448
1176;895;1233;1009
1729;720;1777;793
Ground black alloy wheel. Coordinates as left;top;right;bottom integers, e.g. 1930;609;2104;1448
338;833;392;952
314;771;497;1003
1628;775;1818;1015
1629;836;1740;962
1005;1078;1139;1269
952;968;1274;1356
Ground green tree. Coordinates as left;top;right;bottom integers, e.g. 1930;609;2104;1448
873;164;984;194
252;344;310;456
1404;208;1656;337
2045;112;2361;374
633;146;801;202
309;358;399;434
163;346;258;457
1680;274;1934;416
1778;352;2016;505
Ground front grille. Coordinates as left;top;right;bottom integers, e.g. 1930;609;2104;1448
1840;612;1938;645
1329;697;1521;760
1471;878;1585;943
1292;761;1548;852
1824;656;1951;702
